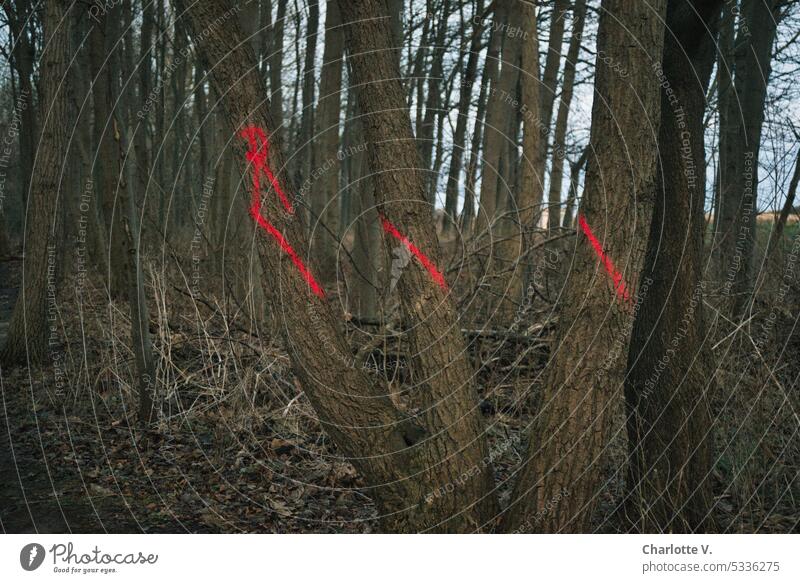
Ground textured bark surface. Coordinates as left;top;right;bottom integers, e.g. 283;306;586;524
504;0;667;533
336;0;500;531
624;0;721;533
1;0;69;366
177;0;497;532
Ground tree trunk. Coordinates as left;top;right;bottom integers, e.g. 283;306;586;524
417;0;451;202
177;0;499;532
562;146;588;229
89;7;128;299
269;0;288;140
3;1;37;211
716;0;778;315
624;0;722;533
504;0;667;533
1;0;70;366
546;0;586;232
337;0;501;530
310;0;344;284
493;1;543;317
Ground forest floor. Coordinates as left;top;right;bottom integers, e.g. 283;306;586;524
0;253;797;533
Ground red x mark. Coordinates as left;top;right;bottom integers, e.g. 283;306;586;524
578;213;631;303
241;125;325;298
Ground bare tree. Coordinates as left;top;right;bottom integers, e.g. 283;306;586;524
1;0;70;366
624;0;722;533
175;0;500;532
504;0;668;533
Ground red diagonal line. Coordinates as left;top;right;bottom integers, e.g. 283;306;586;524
379;214;447;290
249;208;325;298
578;213;631;303
241;125;324;298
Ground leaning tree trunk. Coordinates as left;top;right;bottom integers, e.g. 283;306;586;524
336;0;501;530
1;0;70;366
624;0;722;534
503;0;667;533
176;0;499;532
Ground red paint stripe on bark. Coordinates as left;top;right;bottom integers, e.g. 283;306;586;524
578;213;631;302
241;125;324;298
379;214;447;290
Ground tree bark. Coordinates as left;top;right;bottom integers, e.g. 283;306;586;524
299;0;320;189
1;0;70;366
337;0;501;530
504;0;667;533
624;0;722;534
2;1;37;211
176;0;499;532
462;23;502;234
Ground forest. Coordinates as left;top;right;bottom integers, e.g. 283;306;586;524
0;0;798;534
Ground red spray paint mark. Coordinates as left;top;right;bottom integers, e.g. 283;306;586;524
578;213;631;303
379;214;447;290
241;125;325;298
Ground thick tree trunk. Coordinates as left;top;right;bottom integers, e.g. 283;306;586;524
504;0;667;533
546;0;586;233
337;0;501;530
177;0;498;532
624;0;722;533
1;0;70;366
